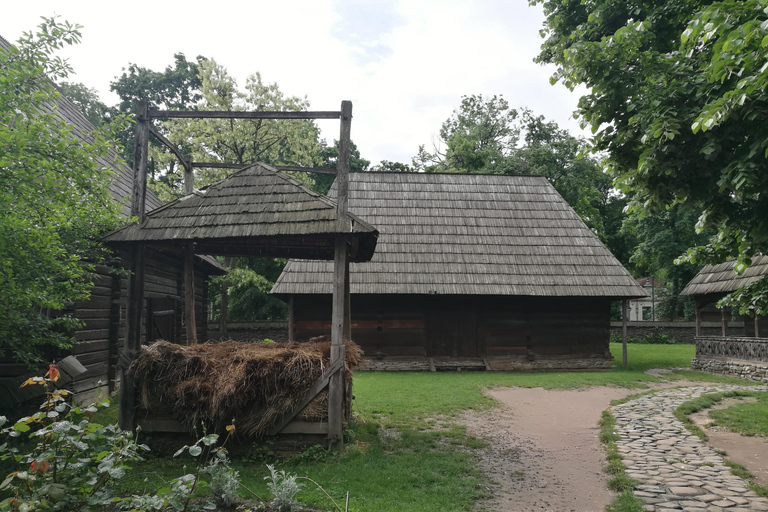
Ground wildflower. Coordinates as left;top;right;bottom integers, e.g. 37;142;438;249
46;365;60;382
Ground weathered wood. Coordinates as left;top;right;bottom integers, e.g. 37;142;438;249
336;101;352;217
267;355;345;436
295;319;425;330
756;315;761;338
721;307;728;337
622;299;628;366
148;109;341;120
695;300;702;337
279;421;330;435
275;166;336;175
328;235;347;451
288;295;295;342
130;101;149;221
184;243;198;345
119;244;145;431
183;155;194;195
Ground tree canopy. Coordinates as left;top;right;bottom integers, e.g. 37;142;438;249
533;0;768;313
0;18;125;365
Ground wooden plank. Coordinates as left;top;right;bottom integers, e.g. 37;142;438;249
130;100;149;220
148;109;341;120
184;243;197;345
279;421;329;435
275;166;336;175
74;329;111;342
120;243;145;431
136;419;190;433
328;234;348;451
295;319;425;330
268;355;345;436
429;358;436;372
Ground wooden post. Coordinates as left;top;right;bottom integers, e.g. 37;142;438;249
328;100;352;451
183;155;194;195
120;100;149;431
622;299;628;366
695;300;701;337
755;314;760;338
721;307;728;337
329;236;347;451
184;242;197;345
130;101;149;219
288;295;295;342
344;263;351;341
219;256;233;338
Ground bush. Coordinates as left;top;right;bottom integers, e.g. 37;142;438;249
610;329;677;345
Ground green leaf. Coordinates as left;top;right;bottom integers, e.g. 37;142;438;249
188;445;203;457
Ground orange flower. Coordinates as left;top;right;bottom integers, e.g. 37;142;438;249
45;365;60;382
225;424;235;433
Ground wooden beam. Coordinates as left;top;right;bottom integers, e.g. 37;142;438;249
756;314;761;338
695;300;702;337
622;299;628;366
328;236;347;451
276;166;336;175
288;295;295;342
184;243;197;345
130;100;149;220
183;155;194;195
268;355;345;436
119;245;145;431
721;307;728;337
148;110;341;120
336;101;352;216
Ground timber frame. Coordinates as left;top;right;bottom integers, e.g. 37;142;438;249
117;101;359;450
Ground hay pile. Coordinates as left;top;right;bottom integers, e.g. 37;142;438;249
128;338;363;437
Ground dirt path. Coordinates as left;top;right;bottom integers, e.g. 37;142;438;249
460;382;707;512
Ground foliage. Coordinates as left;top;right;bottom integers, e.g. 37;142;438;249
0;18;126;366
0;369;148;511
109;52;205;175
57;82;110;127
413;95;631;256
414;94;519;174
370;160;414;173
609;330;677;345
533;0;768;313
264;465;303;512
209;257;288;322
310;139;370;195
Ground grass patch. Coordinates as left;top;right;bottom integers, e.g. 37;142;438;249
724;460;768;498
674;391;765;441
709;391;768;437
598;410;644;512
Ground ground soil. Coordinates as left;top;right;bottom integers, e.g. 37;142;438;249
458;380;750;512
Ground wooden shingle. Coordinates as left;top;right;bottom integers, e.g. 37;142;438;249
681;255;768;296
272;172;646;298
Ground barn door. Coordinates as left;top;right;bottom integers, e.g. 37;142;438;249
147;297;177;343
427;306;478;357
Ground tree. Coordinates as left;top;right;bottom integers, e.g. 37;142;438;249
624;205;712;319
156;58;322;195
110;52;205;184
370;160;415;173
533;0;768;313
0;18;125;365
414;94;519;173
58;81;110;127
312;139;370;194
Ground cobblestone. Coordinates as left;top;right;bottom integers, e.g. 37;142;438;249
611;384;768;512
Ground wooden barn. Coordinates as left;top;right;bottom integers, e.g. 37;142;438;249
0;34;223;408
681;257;768;380
272;172;646;370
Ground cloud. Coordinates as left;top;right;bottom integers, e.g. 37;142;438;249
331;0;404;64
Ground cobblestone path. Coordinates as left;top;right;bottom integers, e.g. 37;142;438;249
612;384;768;511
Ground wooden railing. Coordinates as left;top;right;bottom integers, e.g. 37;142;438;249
695;336;768;363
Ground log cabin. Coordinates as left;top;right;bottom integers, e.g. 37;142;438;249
272;172;647;370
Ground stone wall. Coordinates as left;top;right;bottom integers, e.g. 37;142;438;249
609;321;745;344
691;357;768;383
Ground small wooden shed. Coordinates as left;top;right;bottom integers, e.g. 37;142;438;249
681;256;768;379
272;172;646;370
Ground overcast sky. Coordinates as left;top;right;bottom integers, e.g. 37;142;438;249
2;0;587;166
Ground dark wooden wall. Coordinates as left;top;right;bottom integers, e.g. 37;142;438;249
0;249;215;408
291;294;612;360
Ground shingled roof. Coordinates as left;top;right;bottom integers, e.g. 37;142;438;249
104;163;379;261
272;172;646;298
681;255;768;296
0;35;162;217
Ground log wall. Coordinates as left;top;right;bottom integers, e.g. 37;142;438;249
0;249;215;408
290;294;612;360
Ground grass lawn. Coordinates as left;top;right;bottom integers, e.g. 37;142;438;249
56;343;753;511
708;391;768;437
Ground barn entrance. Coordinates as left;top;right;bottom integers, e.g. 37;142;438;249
426;306;479;358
